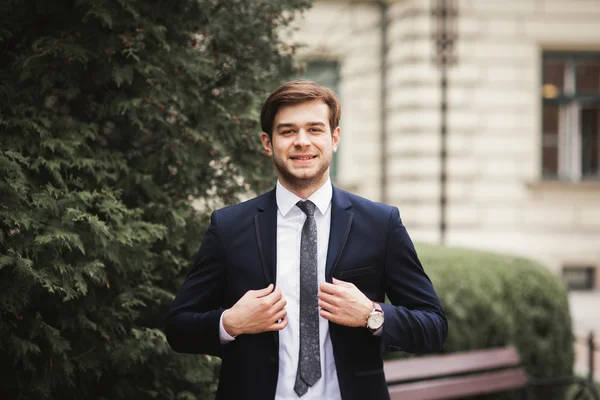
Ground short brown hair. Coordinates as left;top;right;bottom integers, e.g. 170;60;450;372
260;80;341;138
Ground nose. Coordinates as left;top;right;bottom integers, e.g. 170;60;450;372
294;129;311;147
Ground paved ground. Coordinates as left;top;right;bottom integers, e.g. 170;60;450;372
569;291;600;381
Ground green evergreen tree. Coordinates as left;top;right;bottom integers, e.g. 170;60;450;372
0;0;311;398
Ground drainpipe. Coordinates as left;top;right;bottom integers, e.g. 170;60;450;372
439;0;448;245
377;0;389;204
434;0;455;245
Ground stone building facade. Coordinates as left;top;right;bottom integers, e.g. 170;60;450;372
291;0;600;288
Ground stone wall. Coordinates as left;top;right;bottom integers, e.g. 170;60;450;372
290;0;383;198
292;0;600;279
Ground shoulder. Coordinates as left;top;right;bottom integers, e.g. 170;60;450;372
334;187;397;219
212;189;275;222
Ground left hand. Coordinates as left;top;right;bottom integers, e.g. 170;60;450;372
318;278;373;327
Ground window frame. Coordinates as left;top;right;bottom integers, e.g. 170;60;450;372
300;60;341;181
541;51;600;182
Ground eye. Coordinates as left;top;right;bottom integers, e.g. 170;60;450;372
281;130;294;135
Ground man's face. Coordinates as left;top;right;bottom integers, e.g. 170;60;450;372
261;100;340;192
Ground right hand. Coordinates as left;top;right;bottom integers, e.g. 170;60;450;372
222;284;288;337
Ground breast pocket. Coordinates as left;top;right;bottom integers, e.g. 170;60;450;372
335;265;382;298
337;265;376;279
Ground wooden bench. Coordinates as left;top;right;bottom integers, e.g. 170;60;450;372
384;346;599;400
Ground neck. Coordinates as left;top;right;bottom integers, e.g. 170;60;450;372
278;173;329;199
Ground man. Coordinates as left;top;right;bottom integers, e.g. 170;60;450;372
166;80;447;400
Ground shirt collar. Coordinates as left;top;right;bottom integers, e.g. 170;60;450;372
276;177;332;217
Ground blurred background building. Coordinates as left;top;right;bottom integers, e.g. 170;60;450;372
291;0;600;379
291;0;600;290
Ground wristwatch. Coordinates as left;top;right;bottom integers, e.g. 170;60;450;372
365;302;384;333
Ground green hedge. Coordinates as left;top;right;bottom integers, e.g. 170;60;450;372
389;244;574;399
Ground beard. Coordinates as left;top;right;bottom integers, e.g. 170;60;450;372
272;154;331;190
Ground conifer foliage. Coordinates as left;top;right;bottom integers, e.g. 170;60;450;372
0;0;310;398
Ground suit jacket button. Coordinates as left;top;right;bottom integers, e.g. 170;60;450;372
269;356;277;365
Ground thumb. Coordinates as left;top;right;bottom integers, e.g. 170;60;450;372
332;278;349;286
255;284;274;297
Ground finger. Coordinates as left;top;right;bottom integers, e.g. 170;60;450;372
318;299;335;313
319;281;338;295
332;278;352;287
263;286;283;305
272;308;287;322
278;316;289;330
254;284;274;297
317;291;338;306
269;316;288;331
319;309;337;323
272;296;287;312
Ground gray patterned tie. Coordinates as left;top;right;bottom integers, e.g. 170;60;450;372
294;200;321;396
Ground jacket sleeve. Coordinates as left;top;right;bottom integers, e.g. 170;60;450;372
379;207;448;354
165;210;226;357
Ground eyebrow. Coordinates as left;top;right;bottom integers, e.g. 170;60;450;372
275;121;327;130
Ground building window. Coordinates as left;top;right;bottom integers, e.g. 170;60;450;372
562;265;596;291
542;52;600;181
301;60;341;180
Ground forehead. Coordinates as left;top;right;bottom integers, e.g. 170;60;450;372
274;100;329;126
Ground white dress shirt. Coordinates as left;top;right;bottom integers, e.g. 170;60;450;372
219;177;341;399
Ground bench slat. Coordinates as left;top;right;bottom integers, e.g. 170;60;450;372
384;346;521;383
388;368;529;400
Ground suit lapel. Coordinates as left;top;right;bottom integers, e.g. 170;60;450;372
326;187;353;281
254;189;278;286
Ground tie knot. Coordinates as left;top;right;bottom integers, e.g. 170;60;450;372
296;200;316;217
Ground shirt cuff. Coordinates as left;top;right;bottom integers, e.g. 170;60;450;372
219;311;236;344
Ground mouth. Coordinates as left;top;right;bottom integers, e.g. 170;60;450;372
290;155;317;162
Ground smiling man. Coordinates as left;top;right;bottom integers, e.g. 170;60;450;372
166;80;447;400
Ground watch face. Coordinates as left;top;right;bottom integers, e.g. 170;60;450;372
367;312;384;330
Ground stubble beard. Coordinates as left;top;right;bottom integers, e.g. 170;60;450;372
273;155;330;191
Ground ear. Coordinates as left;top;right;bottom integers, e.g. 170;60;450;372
260;132;273;156
332;126;341;153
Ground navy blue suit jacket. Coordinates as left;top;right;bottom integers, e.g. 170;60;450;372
166;186;447;400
